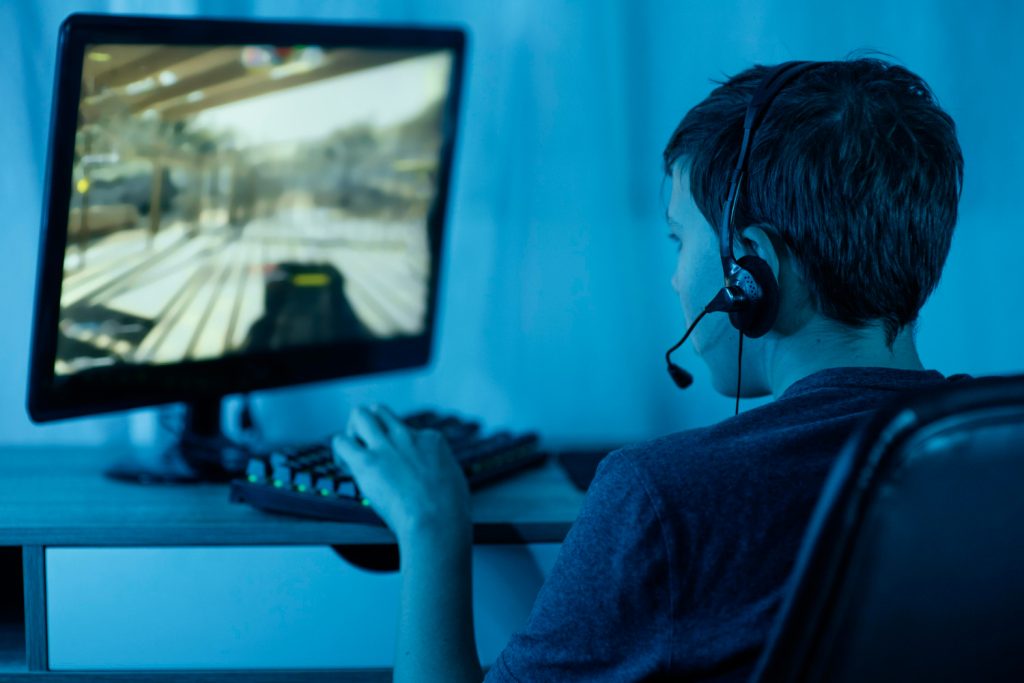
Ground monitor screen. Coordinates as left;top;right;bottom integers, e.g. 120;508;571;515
28;15;465;421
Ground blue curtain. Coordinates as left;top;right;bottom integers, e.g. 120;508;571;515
2;0;1021;447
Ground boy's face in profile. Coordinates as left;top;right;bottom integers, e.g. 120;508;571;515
667;165;749;395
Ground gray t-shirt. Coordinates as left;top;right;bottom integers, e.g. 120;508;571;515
487;367;957;682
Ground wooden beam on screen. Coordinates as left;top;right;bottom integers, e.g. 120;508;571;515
158;49;426;121
92;46;220;90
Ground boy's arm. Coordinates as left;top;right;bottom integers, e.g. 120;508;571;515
396;523;481;683
332;405;482;683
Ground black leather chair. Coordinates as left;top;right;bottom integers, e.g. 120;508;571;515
753;374;1024;683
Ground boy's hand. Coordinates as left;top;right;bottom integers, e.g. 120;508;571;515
332;405;471;547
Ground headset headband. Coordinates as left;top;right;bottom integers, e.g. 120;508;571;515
719;60;826;267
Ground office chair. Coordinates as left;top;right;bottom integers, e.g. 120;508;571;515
752;374;1024;683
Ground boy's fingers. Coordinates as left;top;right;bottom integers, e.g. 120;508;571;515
347;405;389;450
331;434;368;462
331;434;370;475
371;405;414;449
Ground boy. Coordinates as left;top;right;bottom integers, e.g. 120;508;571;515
333;56;964;681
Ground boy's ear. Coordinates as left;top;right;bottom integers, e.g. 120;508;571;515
736;224;781;279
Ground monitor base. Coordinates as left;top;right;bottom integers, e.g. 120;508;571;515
105;438;251;484
105;398;251;484
105;448;199;484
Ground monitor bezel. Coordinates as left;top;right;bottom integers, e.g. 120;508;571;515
27;13;466;422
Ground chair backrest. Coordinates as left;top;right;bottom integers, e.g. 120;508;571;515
753;374;1024;683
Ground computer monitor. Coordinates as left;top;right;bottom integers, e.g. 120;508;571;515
27;13;465;476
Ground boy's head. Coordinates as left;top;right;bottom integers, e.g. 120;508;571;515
663;57;963;396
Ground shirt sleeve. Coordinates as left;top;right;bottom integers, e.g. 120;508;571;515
485;450;674;682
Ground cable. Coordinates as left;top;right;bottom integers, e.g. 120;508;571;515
735;329;744;416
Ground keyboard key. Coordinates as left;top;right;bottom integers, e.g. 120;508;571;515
336;479;358;498
314;475;336;496
293;470;313;492
245;459;268;483
270;464;292;488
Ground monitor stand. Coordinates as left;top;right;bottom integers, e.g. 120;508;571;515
105;398;252;484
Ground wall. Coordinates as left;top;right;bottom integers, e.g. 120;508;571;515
2;0;1021;452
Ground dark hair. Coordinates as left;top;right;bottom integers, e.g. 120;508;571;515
663;57;963;345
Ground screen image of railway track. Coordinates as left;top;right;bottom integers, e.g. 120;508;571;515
56;42;454;376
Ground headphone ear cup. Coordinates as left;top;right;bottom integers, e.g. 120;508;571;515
728;255;780;338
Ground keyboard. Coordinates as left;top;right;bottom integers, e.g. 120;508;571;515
229;410;547;526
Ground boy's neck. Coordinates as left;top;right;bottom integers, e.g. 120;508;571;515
766;320;925;399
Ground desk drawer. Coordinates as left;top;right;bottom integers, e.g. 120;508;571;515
46;545;559;670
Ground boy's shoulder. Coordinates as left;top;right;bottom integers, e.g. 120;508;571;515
607;366;961;489
600;396;833;490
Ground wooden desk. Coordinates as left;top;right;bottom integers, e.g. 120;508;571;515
0;447;588;681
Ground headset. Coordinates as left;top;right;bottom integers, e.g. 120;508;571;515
666;60;828;410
